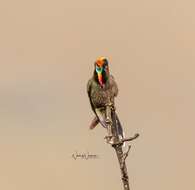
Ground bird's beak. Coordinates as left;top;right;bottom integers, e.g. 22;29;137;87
97;72;103;86
96;64;104;86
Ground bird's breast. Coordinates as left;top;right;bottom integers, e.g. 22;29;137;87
91;85;115;108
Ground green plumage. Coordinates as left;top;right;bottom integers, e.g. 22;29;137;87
87;74;118;112
87;58;124;140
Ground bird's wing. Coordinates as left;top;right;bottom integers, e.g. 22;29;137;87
110;75;119;97
87;79;107;128
95;108;107;128
87;78;96;113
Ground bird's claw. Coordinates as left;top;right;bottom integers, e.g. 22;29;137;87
105;118;112;124
105;103;116;111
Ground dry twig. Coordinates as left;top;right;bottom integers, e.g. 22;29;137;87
105;106;139;190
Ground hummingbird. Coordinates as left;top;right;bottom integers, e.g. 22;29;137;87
87;57;124;143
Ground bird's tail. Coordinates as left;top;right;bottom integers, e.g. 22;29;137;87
115;113;125;140
111;112;126;148
95;108;126;146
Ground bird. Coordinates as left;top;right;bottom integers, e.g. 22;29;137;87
87;57;124;144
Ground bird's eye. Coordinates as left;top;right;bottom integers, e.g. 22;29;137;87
104;59;108;66
103;64;108;70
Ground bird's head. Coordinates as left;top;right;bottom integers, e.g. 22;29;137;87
94;57;109;87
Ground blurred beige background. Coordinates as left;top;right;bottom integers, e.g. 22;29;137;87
0;0;195;189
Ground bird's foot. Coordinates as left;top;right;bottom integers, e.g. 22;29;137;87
105;103;115;111
105;118;112;125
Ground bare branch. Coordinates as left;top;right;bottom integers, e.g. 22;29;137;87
112;133;140;146
104;106;139;190
123;145;131;162
121;145;131;169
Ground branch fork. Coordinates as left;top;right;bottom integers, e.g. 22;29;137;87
104;106;139;190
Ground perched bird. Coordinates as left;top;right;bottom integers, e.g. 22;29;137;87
87;57;124;143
